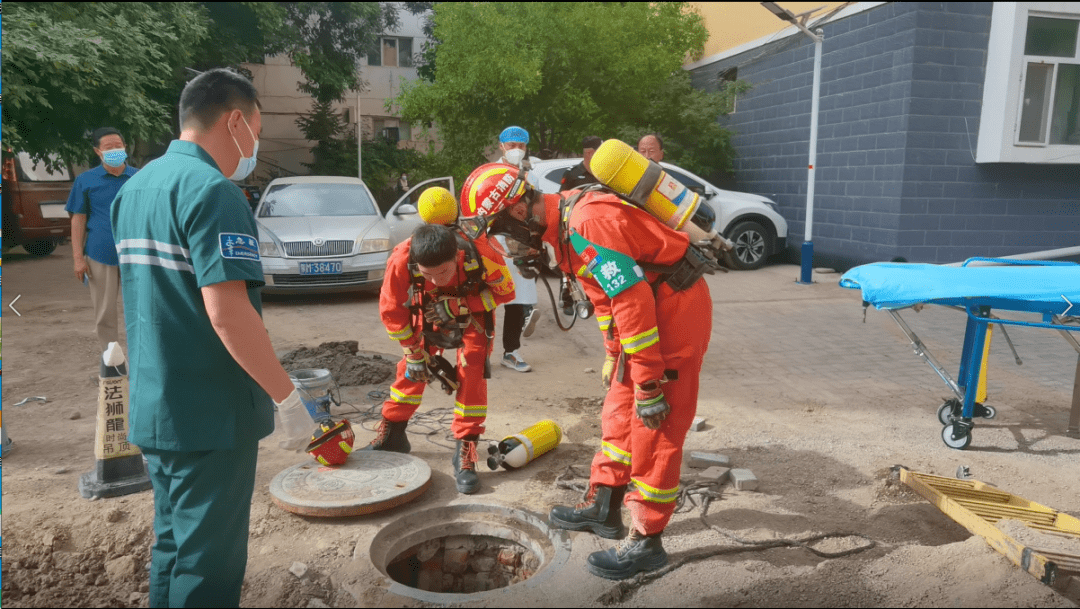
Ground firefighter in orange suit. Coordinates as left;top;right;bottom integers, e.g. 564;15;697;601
368;221;516;494
458;162;712;579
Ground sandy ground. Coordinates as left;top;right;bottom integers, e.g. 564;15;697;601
2;242;1079;608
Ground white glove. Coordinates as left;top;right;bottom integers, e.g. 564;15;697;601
274;388;318;452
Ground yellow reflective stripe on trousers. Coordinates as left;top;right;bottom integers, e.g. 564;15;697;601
621;327;659;354
388;326;414;341
454;402;488;418
596;315;612;332
631;478;679;503
601;441;631;466
390;387;422;405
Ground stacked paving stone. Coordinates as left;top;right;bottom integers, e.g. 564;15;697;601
387;535;540;594
687;452;759;491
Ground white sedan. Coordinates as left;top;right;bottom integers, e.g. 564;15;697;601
528;159;789;270
255;176;391;294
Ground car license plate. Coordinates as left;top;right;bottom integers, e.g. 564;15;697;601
299;261;343;275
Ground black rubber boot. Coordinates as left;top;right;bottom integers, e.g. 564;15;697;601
360;418;411;453
548;484;627;539
586;528;668;580
453;435;481;494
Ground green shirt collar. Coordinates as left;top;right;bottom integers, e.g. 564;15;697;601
167;140;221;173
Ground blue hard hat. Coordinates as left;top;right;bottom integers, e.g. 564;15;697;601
499;126;529;144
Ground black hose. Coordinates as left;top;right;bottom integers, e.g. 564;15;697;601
540;274;579;331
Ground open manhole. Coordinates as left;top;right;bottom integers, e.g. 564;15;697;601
369;503;571;603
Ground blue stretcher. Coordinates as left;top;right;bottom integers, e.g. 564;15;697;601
840;258;1080;449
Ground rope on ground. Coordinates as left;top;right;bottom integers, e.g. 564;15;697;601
333;385;460;450
550;466;878;605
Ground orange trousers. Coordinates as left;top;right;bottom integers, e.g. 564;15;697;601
589;279;711;535
382;323;492;439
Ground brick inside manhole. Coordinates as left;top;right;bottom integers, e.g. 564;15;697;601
385;534;541;594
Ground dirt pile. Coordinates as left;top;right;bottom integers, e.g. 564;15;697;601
279;341;396;387
2;505;156;608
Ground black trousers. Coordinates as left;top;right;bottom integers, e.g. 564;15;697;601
502;304;527;353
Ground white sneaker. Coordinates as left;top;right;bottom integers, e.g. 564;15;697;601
522;307;541;338
502;351;532;373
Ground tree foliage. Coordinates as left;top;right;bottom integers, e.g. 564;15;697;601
2;2;398;169
295;100;421;210
2;2;207;169
396;2;745;183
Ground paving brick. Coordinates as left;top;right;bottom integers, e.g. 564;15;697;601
730;469;760;491
699;466;730;484
688;452;731;468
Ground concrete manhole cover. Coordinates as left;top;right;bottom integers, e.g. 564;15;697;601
270;451;432;517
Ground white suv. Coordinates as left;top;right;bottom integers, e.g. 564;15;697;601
527;159;788;270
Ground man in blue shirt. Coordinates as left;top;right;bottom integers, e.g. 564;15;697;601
65;127;137;353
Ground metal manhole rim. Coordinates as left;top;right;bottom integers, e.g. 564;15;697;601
370;502;573;604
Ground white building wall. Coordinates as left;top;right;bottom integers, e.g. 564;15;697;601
243;5;434;182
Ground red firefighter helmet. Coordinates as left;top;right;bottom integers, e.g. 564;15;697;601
306;418;355;466
459;163;530;240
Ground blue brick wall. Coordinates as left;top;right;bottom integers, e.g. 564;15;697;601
690;2;1080;269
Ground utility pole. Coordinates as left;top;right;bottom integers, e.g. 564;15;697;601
761;2;826;285
362;87;367;180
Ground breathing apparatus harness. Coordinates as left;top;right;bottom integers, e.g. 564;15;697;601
485;183;594;332
559;183;724;297
406;228;495;387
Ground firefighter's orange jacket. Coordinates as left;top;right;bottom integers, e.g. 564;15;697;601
380;234;516;350
541;191;693;386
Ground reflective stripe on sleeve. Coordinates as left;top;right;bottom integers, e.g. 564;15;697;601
388;326;415;342
621;327;659;354
480;289;497;312
596;315;612;332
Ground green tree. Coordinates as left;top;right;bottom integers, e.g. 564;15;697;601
3;2;399;168
295;100;422;210
2;2;207;169
396;2;745;181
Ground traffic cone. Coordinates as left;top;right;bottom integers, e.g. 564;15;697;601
78;342;152;499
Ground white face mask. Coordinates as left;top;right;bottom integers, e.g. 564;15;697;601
229;115;259;181
503;148;526;166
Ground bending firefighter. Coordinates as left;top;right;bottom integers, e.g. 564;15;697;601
458;158;715;580
371;187;516;494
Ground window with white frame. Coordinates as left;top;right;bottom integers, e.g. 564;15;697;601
1016;15;1080;145
977;3;1080;163
367;37;413;68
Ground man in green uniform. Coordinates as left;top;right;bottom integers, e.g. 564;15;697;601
112;68;313;607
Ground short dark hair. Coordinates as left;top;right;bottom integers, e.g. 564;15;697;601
582;136;602;150
91;127;124;149
410;224;459;268
179;68;261;130
639;133;663;150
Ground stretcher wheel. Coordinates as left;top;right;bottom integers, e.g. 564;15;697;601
941;424;972;450
937;399;961;426
976;404;996;420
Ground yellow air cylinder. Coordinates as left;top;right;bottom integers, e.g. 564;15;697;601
588;139;707;240
486;419;562;470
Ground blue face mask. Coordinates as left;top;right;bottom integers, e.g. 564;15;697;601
229;115;259;181
102;149;127;168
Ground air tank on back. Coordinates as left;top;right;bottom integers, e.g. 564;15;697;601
588;139;733;255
